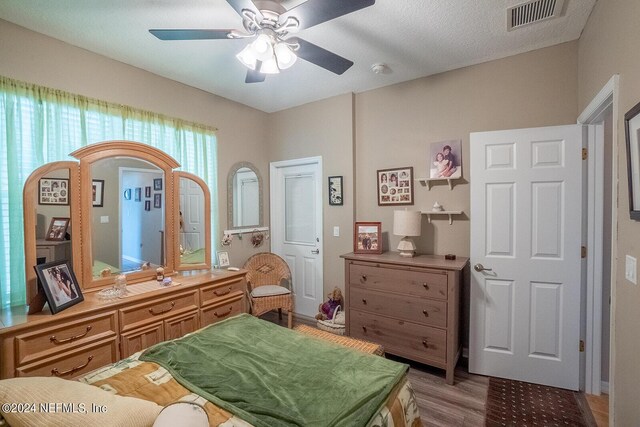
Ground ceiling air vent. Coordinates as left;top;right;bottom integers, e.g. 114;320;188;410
507;0;565;31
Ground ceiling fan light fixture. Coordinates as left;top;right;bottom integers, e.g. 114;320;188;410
259;56;280;74
274;42;297;70
236;44;258;70
252;33;274;61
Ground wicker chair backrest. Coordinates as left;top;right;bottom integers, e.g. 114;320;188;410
242;252;292;290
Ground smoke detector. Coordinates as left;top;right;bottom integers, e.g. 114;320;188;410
371;63;390;75
507;0;565;31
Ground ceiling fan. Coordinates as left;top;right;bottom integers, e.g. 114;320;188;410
149;0;375;83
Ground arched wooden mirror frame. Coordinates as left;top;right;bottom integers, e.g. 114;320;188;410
226;161;263;230
71;141;180;290
23;161;82;312
173;171;212;271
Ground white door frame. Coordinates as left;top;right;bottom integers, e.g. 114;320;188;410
577;74;619;399
270;156;324;316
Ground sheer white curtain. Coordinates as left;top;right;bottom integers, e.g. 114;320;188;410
0;76;218;307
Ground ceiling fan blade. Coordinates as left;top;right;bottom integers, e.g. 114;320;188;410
245;69;266;83
226;0;263;21
289;37;354;75
149;29;234;40
280;0;375;31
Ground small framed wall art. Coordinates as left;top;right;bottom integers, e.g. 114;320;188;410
354;222;382;254
154;193;162;208
377;167;413;206
39;178;69;205
154;178;163;191
625;100;640;220
217;251;230;267
328;176;343;206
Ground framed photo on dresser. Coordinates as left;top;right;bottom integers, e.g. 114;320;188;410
354;222;382;254
34;260;84;314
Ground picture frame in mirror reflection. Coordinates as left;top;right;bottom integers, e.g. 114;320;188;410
154;178;163;191
39;177;69;205
92;179;104;207
34;260;84;314
154;193;162;208
217;251;230;267
45;217;70;241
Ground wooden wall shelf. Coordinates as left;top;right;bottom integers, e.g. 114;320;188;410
421;210;463;225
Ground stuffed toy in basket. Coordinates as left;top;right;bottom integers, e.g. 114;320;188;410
316;287;345;335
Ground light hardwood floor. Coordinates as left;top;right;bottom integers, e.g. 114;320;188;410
585;394;609;427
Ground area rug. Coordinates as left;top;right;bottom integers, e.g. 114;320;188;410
485;377;592;426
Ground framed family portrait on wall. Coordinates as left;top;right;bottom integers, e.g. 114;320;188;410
377;167;413;206
354;222;382;254
34;260;84;314
39;178;69;205
429;139;462;179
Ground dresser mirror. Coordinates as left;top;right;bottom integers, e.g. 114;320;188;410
227;161;262;229
175;172;211;271
23;162;81;312
90;157;165;279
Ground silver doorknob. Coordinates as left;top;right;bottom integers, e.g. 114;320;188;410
311;249;319;254
474;263;493;272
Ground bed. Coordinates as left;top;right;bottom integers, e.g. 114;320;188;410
77;314;423;427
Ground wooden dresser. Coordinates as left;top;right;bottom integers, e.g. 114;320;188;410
341;252;468;384
0;269;246;379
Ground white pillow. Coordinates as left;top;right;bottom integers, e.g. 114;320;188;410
251;285;291;297
0;377;162;427
153;402;208;427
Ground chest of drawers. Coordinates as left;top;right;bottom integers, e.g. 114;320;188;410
342;252;468;384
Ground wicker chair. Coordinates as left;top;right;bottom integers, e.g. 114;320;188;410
243;252;293;328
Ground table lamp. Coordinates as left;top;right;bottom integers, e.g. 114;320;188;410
393;210;422;257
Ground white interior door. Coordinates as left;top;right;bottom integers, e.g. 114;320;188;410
270;157;323;318
179;177;204;252
470;125;585;390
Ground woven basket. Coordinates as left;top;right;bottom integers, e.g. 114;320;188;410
316;307;346;335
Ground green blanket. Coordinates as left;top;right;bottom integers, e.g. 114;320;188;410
140;314;408;427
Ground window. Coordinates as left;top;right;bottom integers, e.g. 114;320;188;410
0;76;218;307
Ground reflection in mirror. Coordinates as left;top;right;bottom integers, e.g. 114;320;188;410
35;170;72;266
91;157;164;278
178;176;206;265
228;162;262;229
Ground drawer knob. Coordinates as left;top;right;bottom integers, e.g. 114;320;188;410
51;355;94;377
213;286;232;296
50;326;92;345
149;301;176;315
214;306;233;318
422;283;429;290
422;339;429;348
422;310;429;317
362;326;367;333
362;299;367;305
361;275;367;281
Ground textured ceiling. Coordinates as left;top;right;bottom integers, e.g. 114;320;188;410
0;0;595;113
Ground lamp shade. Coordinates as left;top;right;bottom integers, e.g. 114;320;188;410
393;210;421;237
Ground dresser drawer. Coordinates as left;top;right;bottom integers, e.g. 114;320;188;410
349;309;446;366
17;338;117;379
201;294;244;327
200;276;246;307
120;290;198;332
349;262;448;300
350;286;447;328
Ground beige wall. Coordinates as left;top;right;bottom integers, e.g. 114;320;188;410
355;42;578;344
267;94;355;296
578;0;640;422
0;19;271;270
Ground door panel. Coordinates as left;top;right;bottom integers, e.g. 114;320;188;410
470;124;584;390
271;158;323;318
